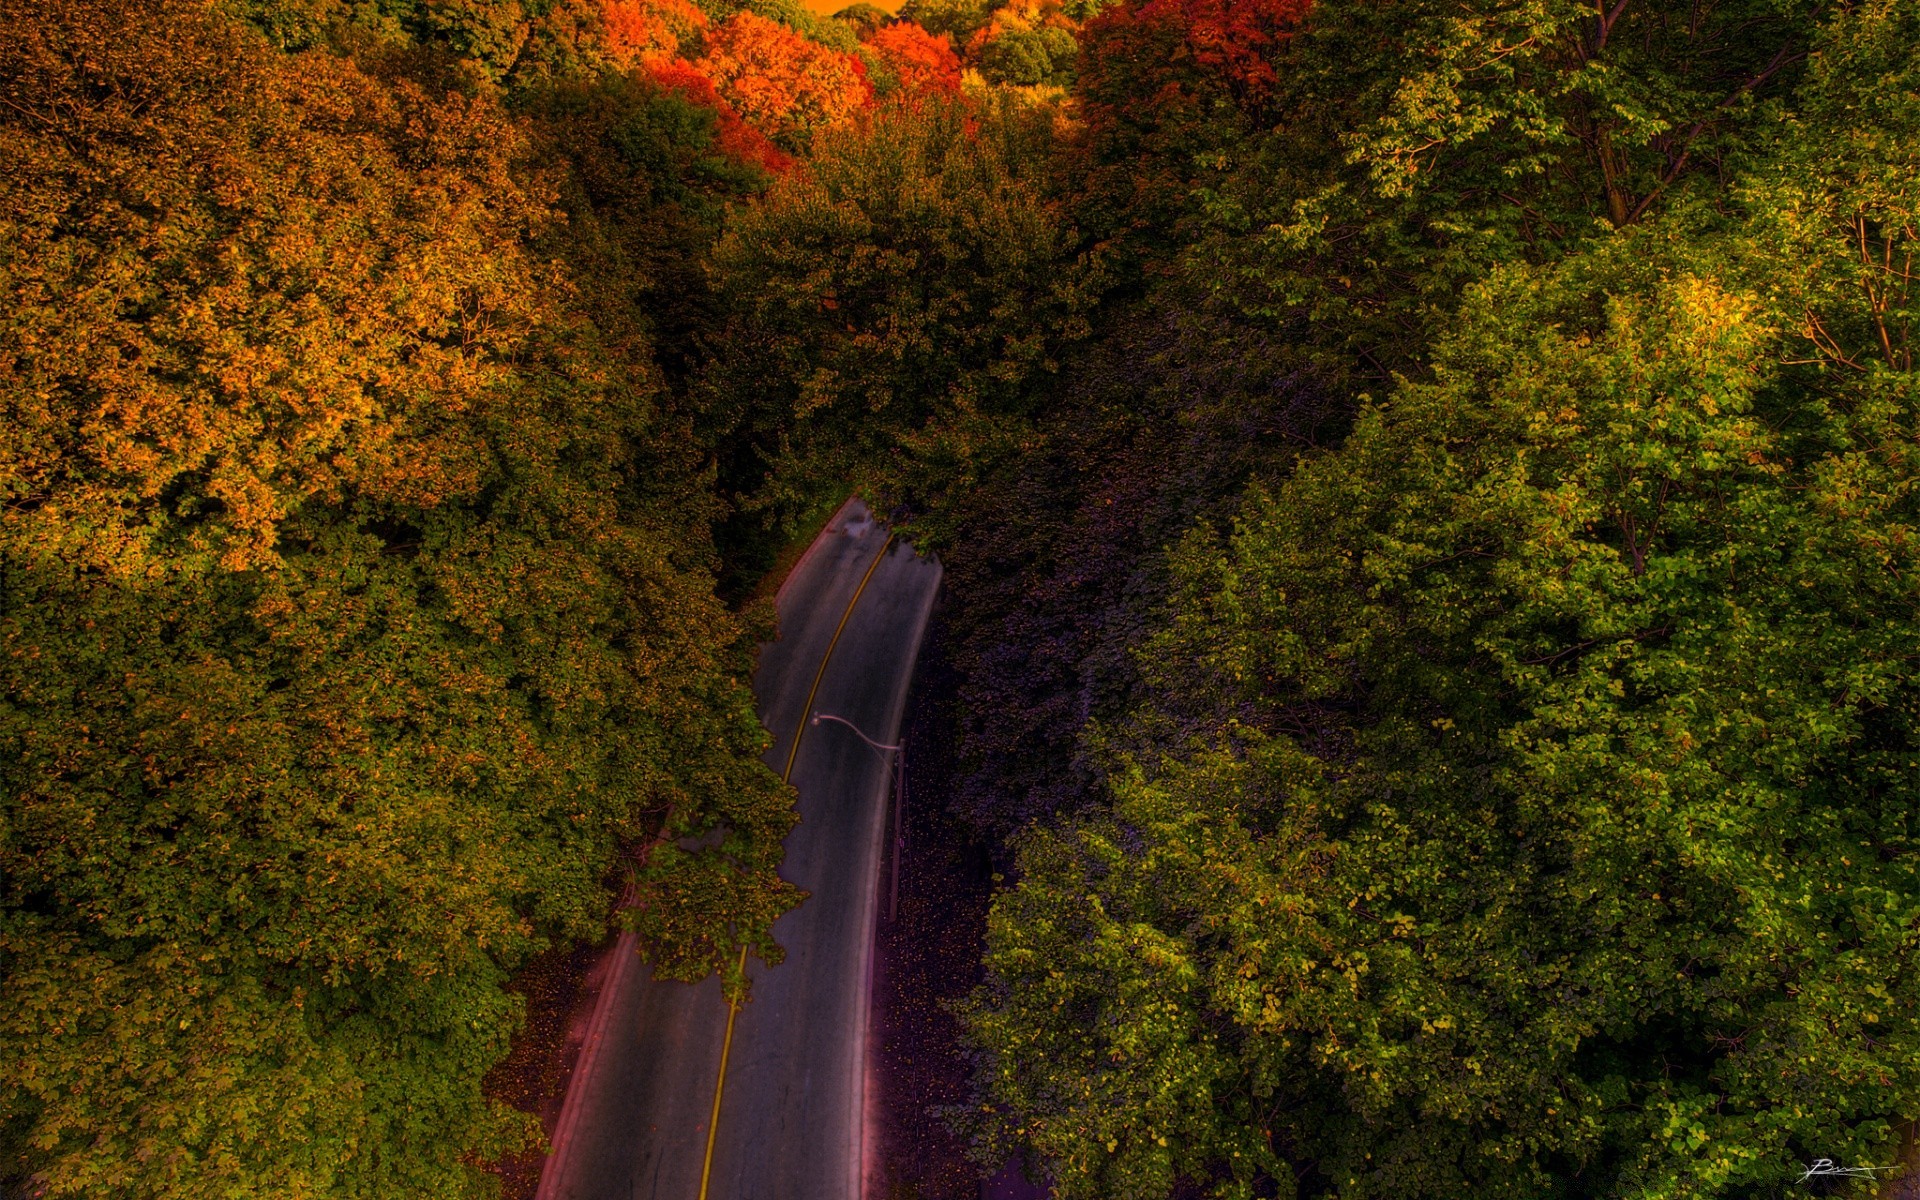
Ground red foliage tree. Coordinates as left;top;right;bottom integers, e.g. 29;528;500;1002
696;11;874;145
601;0;707;65
1170;0;1311;104
1081;0;1310;116
1072;0;1310;257
865;21;963;95
645;57;793;173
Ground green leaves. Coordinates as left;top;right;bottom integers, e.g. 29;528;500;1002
1193;0;1819;389
968;198;1920;1194
705;90;1098;530
961;750;1304;1199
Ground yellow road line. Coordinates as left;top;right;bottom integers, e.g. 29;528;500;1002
782;534;897;782
695;531;897;1200
697;946;745;1200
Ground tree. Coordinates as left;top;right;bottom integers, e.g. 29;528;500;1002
1066;0;1308;282
0;1;798;1193
1181;0;1820;392
696;10;874;147
866;21;964;95
962;7;1920;1186
977;26;1076;87
705;91;1099;528
645;56;795;172
968;245;1920;1200
834;1;892;38
898;0;999;47
601;0;709;65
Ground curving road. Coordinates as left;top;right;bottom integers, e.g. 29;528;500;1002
536;499;942;1200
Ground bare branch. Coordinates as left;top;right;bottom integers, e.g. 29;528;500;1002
1593;0;1633;53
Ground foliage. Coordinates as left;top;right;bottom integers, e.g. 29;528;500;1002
520;64;781;410
834;0;892;37
1183;0;1818;390
1737;0;1920;380
898;0;1000;46
643;56;795;172
958;4;1920;1195
696;10;874;148
977;26;1075;87
928;297;1339;845
689;0;864;52
867;21;965;95
15;0;1920;1195
968;250;1920;1200
1067;0;1307;281
226;0;881;140
600;0;708;65
0;0;798;1194
705;91;1099;526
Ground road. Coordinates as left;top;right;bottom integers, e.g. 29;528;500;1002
536;499;942;1200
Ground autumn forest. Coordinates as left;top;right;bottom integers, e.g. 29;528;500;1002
4;0;1920;1195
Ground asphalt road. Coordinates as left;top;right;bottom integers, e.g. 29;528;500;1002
537;499;942;1200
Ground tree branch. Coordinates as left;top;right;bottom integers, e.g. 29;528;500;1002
1621;42;1803;225
1592;0;1633;54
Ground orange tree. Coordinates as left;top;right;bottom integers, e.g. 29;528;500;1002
865;21;963;95
600;0;711;65
696;10;874;149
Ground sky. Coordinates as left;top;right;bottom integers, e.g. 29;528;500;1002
800;0;903;16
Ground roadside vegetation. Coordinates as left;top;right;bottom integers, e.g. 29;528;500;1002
5;0;1920;1196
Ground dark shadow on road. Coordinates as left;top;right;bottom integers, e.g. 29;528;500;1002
871;597;1049;1200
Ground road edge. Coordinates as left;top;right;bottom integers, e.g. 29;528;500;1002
531;930;640;1200
774;495;860;610
855;550;943;1200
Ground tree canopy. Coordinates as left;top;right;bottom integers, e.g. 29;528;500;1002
10;0;1920;1194
0;0;807;1192
944;2;1920;1197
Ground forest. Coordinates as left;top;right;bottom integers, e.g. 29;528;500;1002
2;0;1918;1195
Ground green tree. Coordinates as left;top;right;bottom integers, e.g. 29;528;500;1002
978;26;1077;88
705;90;1101;529
970;231;1920;1199
833;1;891;37
897;0;997;46
963;8;1920;1178
1190;0;1820;390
